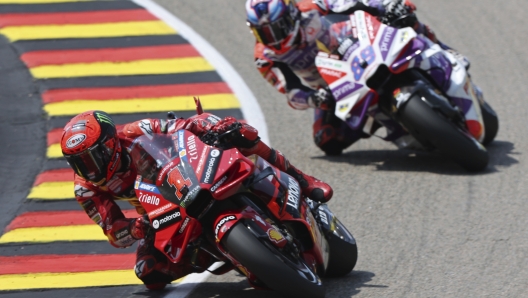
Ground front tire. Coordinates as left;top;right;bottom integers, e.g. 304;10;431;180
223;222;325;298
399;95;489;171
324;217;358;277
480;100;499;146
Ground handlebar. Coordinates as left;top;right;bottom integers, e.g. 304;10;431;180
199;122;243;149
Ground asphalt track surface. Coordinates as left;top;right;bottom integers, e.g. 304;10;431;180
156;0;528;297
1;1;527;298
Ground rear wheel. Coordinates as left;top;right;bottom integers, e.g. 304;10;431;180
399;95;489;171
223;222;325;298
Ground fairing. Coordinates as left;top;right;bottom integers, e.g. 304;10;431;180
315;10;486;143
130;130;254;262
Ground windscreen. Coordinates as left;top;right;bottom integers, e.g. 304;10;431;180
318;14;359;56
128;133;179;183
129;130;203;208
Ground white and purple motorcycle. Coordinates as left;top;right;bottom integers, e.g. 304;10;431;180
315;11;498;171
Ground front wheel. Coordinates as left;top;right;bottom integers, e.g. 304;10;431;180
223;222;325;298
324;217;358;277
398;95;489;171
480;100;499;146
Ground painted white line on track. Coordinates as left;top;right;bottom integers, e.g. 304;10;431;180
131;0;269;296
132;0;269;145
164;262;224;298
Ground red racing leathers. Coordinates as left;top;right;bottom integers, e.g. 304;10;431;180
73;114;218;288
74;112;333;289
253;0;445;154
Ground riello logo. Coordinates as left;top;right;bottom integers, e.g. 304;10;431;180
138;192;160;206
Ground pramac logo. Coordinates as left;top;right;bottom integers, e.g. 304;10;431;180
66;133;86;148
167;167;192;200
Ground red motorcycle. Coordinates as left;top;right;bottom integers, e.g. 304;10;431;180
129;104;357;298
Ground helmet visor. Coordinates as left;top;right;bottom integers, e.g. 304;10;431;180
65;137;116;184
251;13;296;47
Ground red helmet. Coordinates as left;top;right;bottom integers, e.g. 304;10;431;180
61;110;121;185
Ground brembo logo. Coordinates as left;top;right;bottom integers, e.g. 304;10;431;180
138;192;160;206
66;133;86;149
215;215;236;237
152;209;181;230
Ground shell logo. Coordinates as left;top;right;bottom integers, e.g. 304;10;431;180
267;228;284;243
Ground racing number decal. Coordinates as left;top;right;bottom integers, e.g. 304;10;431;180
361;45;376;64
167;166;192;200
351;45;376;81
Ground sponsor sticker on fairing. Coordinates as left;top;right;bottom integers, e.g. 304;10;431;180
286;177;301;209
178;217;190;234
210;175;227;192
332;81;362;101
215;215;236;239
138;191;161;206
200;149;222;184
157;161;175;183
267;228;285;244
137;182;160;194
187;135;198;162
152;208;182;230
148;203;174;217
379;26;396;60
355;11;369;44
318;209;329;225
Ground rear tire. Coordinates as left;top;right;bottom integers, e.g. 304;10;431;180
223;222;325;298
399;95;489;171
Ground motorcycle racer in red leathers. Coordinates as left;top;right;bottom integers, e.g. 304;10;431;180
60;110;332;290
246;0;470;155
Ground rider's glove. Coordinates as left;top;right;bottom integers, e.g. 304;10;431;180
129;215;151;240
211;117;260;149
184;116;214;137
379;0;415;25
308;88;335;111
211;116;238;135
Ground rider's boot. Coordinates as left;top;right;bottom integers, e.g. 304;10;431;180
415;22;470;70
240;140;333;203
